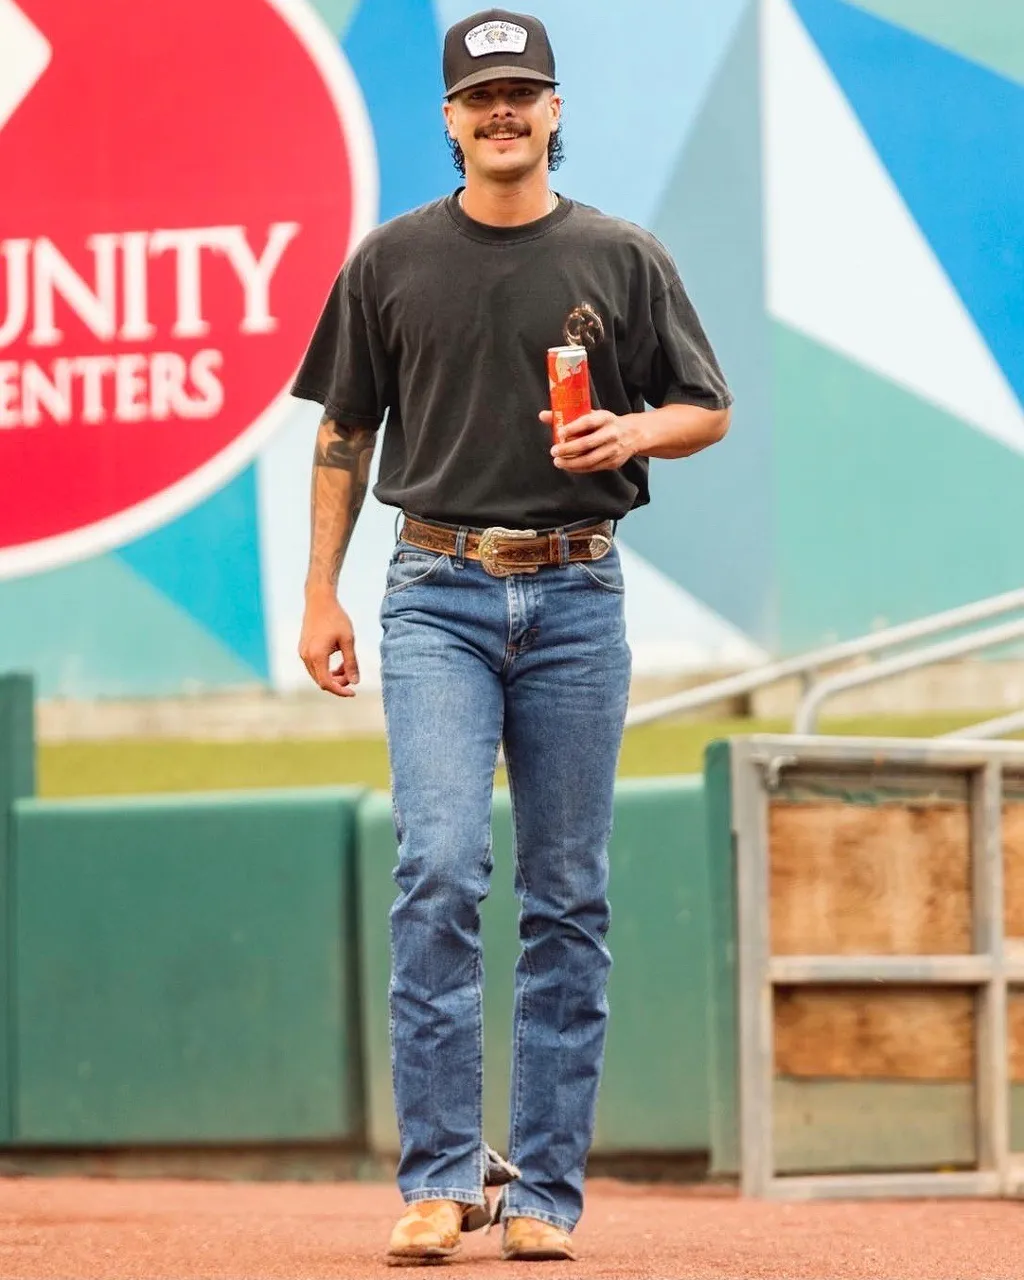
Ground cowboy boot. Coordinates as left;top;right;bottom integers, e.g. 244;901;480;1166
501;1216;577;1262
386;1199;464;1266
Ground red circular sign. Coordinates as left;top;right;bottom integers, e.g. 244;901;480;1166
0;0;376;577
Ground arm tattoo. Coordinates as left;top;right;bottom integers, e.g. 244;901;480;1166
314;428;373;470
307;414;376;591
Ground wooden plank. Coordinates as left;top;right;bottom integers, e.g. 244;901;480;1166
769;801;972;955
774;987;975;1080
775;1080;1024;1174
767;1170;1001;1202
1012;1084;1024;1160
776;988;1024;1087
1004;802;1024;941
769;956;991;984
775;769;968;806
1011;991;1024;1087
774;1079;975;1173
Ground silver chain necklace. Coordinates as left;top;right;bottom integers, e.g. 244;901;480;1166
459;189;558;215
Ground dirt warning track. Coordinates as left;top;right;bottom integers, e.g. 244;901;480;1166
0;1176;1020;1279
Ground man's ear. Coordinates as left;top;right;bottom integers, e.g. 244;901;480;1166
442;100;457;138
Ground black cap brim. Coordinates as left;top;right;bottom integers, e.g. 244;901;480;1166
445;66;558;99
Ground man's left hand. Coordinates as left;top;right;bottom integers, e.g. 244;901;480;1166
540;409;641;473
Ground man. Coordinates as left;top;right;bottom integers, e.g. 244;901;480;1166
293;8;732;1265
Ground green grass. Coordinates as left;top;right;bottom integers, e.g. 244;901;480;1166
37;711;1015;799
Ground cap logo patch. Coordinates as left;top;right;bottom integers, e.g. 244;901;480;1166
465;20;528;58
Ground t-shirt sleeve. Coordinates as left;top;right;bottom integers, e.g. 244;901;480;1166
290;268;390;428
635;277;734;412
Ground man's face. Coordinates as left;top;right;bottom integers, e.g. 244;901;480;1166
443;79;561;182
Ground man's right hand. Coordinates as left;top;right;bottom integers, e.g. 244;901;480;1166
299;593;360;697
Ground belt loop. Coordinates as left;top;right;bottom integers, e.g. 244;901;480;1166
394;511;403;544
454;526;469;568
558;527;570;567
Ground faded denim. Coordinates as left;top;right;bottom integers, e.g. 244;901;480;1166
379;531;631;1232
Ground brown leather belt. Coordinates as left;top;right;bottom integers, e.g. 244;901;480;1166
400;515;614;578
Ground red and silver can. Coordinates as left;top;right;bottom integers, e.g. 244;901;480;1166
547;345;591;438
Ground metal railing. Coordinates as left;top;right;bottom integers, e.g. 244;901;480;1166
942;708;1024;741
792;616;1024;733
623;586;1024;735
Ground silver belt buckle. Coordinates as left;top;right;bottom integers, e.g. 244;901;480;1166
478;527;538;577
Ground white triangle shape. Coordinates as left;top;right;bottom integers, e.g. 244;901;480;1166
617;540;768;674
763;0;1024;454
0;0;51;133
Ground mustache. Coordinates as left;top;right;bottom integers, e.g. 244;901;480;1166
475;121;531;139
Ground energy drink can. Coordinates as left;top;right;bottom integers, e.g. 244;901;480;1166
547;345;591;439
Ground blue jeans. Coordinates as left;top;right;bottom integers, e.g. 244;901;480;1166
379;529;631;1232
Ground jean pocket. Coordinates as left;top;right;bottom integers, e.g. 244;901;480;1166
384;551;448;596
572;554;625;594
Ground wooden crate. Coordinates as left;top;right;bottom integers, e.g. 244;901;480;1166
730;738;1024;1200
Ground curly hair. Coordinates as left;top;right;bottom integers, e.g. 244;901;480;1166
447;127;565;177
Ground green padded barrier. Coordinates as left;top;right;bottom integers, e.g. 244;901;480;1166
11;787;365;1145
358;777;712;1159
0;674;35;1142
355;792;395;1155
594;776;711;1151
0;675;34;811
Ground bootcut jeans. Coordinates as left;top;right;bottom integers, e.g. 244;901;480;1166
379;522;632;1232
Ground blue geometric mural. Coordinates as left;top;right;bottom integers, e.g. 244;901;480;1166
3;0;1022;695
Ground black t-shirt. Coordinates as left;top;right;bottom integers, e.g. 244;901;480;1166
291;191;732;529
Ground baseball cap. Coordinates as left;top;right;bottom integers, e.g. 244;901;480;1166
443;9;557;99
